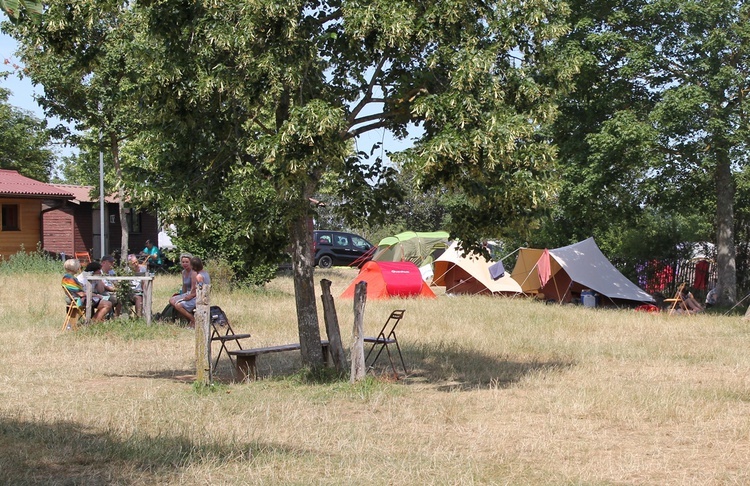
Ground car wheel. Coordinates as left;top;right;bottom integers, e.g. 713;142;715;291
318;255;333;268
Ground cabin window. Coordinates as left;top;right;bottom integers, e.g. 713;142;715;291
1;204;19;231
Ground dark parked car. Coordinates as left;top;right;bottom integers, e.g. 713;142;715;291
313;230;374;268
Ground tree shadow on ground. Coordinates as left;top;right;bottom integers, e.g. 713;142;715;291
366;342;575;392
0;416;313;485
204;342;575;390
104;369;197;384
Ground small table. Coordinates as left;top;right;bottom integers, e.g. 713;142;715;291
84;275;155;325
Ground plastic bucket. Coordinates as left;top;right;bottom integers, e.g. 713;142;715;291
582;290;596;308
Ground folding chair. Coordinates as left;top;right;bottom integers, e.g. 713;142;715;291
365;309;408;376
209;307;251;374
74;251;91;265
62;285;84;331
664;283;691;316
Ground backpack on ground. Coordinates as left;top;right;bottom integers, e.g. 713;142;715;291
210;305;229;327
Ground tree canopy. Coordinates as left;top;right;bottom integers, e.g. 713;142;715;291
547;0;750;304
0;87;54;181
123;0;576;365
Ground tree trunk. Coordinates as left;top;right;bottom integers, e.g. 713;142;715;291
290;213;324;368
715;149;737;306
110;133;129;261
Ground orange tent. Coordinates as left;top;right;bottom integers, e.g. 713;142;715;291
340;261;436;300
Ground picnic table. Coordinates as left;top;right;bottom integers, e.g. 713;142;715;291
84;275;155;325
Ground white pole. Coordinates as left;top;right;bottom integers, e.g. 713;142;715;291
99;130;105;257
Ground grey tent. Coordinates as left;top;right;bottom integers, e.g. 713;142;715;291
511;237;654;305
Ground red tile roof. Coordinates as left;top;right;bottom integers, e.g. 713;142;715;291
51;184;120;204
0;169;74;198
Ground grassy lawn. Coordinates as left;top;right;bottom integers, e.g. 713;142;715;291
2;268;750;484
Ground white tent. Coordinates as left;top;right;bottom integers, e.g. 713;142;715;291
433;241;523;295
511;237;654;304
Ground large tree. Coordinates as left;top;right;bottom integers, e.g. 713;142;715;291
6;1;145;259
130;0;574;368
551;0;750;305
5;0;573;367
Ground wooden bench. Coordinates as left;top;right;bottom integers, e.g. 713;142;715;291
228;340;330;381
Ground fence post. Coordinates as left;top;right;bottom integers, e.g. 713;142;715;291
351;281;367;382
195;283;212;385
320;279;347;373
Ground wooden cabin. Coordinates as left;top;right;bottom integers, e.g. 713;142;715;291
0;169;73;259
44;185;159;260
0;169;159;261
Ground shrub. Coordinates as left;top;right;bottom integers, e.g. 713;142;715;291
0;244;62;275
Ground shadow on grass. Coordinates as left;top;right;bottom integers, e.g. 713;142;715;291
104;369;197;384
370;342;576;392
0;416;309;485
103;344;574;392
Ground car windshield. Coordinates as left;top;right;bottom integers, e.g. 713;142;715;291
352;236;370;249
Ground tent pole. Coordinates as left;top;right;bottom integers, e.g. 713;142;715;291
560;281;573;303
498;247;522;262
724;292;750;315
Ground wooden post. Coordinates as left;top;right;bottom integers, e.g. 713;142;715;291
350;281;367;383
195;283;212;385
84;279;93;324
320;279;347;373
143;277;153;325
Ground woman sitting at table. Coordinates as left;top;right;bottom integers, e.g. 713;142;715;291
62;259;112;322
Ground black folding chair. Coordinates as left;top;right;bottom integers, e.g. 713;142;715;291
365;309;407;376
210;307;251;373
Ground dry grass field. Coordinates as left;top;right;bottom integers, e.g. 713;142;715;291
2;267;750;485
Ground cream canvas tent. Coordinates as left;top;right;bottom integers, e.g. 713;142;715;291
371;231;450;267
511;237;654;305
433;241;523;295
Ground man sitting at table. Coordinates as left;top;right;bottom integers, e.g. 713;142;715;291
141;240;163;272
127;254;148;317
97;256;122;317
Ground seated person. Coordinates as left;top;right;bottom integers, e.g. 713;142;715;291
705;286;718;308
127;253;148;317
170;253;196;326
62;258;112;322
180;256;212;327
89;259;121;317
141;239;164;271
680;286;705;313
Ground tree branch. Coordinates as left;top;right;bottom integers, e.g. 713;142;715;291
347;53;389;125
344;120;393;140
349;109;405;127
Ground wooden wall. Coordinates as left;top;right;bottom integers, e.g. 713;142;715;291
0;197;41;259
42;202;75;257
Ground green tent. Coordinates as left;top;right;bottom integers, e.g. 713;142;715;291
371;231;450;267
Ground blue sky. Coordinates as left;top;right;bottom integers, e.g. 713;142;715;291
1;31;45;117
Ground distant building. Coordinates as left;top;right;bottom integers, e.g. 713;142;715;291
47;184;158;260
0;169;158;260
0;168;73;259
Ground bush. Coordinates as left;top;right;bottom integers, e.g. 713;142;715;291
0;245;62;275
204;257;234;293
